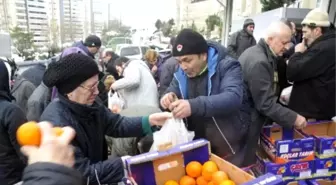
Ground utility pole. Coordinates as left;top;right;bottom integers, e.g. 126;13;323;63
216;0;233;46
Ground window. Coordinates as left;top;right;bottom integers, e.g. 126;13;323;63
120;47;140;56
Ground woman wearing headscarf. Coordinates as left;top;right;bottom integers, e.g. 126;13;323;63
39;53;171;185
0;59;27;184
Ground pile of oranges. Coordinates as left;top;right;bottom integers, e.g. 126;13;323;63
165;161;235;185
16;121;64;146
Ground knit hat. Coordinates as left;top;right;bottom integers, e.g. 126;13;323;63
302;8;330;27
84;35;102;47
243;18;254;28
43;53;99;94
173;29;208;57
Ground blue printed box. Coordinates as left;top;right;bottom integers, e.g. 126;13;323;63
124;139;255;185
313;157;336;179
306;178;336;185
256;148;314;181
242;173;283;185
300;121;336;159
261;125;315;164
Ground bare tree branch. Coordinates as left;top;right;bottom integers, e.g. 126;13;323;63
216;0;225;7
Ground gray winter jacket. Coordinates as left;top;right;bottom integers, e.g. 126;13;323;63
26;82;51;121
227;29;256;59
11;76;36;114
111;60;159;108
238;38;297;166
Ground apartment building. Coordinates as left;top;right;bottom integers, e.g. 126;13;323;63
92;0;107;37
176;0;223;30
0;0;12;31
26;0;50;48
60;0;86;44
47;0;61;47
232;0;262;20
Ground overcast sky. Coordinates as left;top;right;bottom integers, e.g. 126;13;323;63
107;0;176;29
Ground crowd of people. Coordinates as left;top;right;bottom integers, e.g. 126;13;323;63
0;8;335;185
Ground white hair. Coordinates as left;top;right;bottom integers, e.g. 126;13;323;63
263;21;292;40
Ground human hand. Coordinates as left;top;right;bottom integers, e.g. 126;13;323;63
149;112;173;126
294;114;307;130
21;122;76;168
169;99;192;119
160;92;177;109
152;65;158;73
295;40;307;53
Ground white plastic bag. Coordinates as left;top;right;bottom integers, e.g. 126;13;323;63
108;91;125;112
150;118;195;152
280;86;293;105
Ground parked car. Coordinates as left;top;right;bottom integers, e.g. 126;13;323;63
116;45;150;60
107;37;133;51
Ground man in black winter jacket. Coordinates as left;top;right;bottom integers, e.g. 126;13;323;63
227;18;256;59
0;60;27;185
287;9;335;120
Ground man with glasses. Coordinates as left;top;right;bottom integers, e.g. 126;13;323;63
238;20;307;166
287;8;335;121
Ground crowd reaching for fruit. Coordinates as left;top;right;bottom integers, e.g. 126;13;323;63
165;161;235;185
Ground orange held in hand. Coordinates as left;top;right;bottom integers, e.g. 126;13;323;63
180;175;196;185
17;122;64;146
16;121;41;146
202;161;219;181
212;171;229;185
164;180;179;185
186;161;203;178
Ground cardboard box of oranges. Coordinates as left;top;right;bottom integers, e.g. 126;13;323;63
124;139;255;185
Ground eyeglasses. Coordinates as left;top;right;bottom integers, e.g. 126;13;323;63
80;81;99;92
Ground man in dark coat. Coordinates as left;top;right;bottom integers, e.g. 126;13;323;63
0;59;27;185
227;18;256;59
287;9;335;120
238;21;307;166
160;29;251;167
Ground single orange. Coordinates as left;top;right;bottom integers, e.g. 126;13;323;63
212;171;229;185
196;176;208;185
53;127;64;136
180;175;196;185
219;180;235;185
186;161;203;178
202;161;218;181
165;180;179;185
16;121;41;146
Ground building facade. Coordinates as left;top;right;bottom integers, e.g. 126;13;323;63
26;0;50;48
176;0;223;30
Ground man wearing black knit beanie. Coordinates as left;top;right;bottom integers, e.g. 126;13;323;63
160;29;251;168
73;35;102;59
227;18;256;59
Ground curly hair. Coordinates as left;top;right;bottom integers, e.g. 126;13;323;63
144;49;158;64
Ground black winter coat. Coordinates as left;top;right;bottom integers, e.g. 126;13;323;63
287;30;335;120
40;94;151;185
22;162;82;185
0;60;27;185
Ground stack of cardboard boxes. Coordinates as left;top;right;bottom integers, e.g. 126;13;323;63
256;121;336;184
